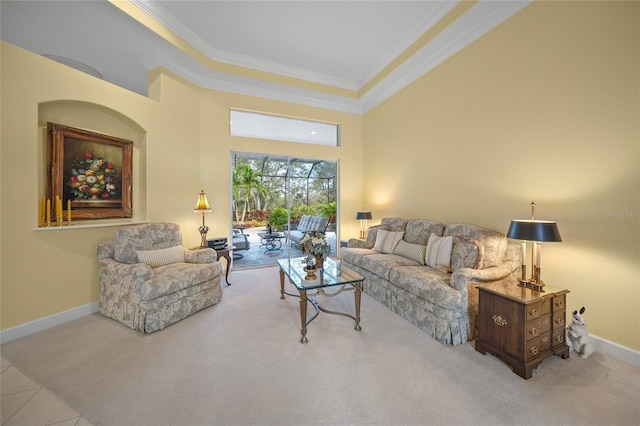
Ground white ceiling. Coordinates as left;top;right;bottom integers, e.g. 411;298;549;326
0;0;531;114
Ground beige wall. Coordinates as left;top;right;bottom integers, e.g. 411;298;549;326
0;43;364;331
363;1;639;350
1;42;158;329
2;1;637;352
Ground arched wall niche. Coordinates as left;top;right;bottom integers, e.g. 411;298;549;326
37;100;148;223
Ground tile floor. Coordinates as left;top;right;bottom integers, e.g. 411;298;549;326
1;357;92;426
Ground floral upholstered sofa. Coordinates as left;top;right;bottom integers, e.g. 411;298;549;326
97;223;223;333
341;217;520;346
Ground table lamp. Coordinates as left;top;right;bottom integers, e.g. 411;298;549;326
194;189;212;248
356;211;372;239
507;202;562;291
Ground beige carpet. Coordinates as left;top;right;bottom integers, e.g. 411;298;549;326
1;267;639;425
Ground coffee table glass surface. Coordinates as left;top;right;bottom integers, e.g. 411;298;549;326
277;256;363;290
277;256;364;343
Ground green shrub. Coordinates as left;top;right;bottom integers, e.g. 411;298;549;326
292;205;316;219
317;202;337;222
268;207;289;231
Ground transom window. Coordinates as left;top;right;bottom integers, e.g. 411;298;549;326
230;109;339;146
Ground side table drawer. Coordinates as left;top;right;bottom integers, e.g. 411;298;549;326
527;299;551;320
552;328;566;346
527;315;551;341
526;332;551;361
552;313;565;329
552;295;566;312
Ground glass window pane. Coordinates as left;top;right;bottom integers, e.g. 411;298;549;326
230;110;338;146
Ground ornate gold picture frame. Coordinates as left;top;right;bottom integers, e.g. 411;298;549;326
47;122;133;221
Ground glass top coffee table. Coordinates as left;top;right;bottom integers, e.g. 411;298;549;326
277;256;364;343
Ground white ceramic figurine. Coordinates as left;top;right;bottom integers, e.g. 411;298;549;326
567;306;594;359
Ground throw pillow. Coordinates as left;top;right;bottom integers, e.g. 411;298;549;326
373;230;405;254
393;240;427;265
450;236;484;271
425;233;453;272
136;245;185;267
366;224;388;247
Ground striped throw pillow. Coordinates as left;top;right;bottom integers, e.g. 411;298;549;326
393;240;427;264
136;245;185;267
373;230;405;254
425;233;453;272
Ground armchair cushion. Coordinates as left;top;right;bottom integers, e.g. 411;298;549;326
140;262;220;301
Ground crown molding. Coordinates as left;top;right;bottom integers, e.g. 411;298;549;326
140;53;363;115
360;0;532;113
131;0;357;91
134;0;531;115
355;0;459;89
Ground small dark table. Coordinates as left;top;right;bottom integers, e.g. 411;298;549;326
475;282;569;379
215;246;234;285
258;232;285;252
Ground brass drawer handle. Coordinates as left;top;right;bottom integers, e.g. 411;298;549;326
529;346;539;355
492;315;508;327
529;308;538;317
555;317;564;325
555;300;564;308
529;327;538;336
556;334;564;343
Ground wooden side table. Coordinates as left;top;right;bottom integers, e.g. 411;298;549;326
475;283;569;379
214;246;233;286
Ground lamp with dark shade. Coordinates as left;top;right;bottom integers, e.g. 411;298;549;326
194;190;212;248
356;211;372;239
507;202;562;291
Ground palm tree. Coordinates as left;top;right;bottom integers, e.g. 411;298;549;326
232;163;268;223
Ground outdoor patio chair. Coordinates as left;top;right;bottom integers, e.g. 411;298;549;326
232;228;250;251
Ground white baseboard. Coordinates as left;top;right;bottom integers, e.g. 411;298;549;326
0;302;100;344
589;334;640;369
1;303;639;369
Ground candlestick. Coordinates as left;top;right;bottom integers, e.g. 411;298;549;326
521;242;526;266
46;198;51;226
56;197;61;226
38;196;43;227
67;199;72;225
532;242;537;268
536;243;541;268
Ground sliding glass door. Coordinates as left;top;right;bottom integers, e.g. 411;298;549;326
230;152;337;269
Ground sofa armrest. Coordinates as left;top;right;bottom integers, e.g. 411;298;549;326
348;238;373;249
185;247;216;264
98;257;154;303
450;260;520;293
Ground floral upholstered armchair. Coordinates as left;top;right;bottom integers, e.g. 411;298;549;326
97;223;223;333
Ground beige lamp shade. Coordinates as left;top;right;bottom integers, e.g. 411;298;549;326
194;190;212;213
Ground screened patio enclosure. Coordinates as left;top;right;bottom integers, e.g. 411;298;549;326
230;152;338;269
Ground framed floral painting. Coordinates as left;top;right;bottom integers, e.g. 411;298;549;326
47;122;133;220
